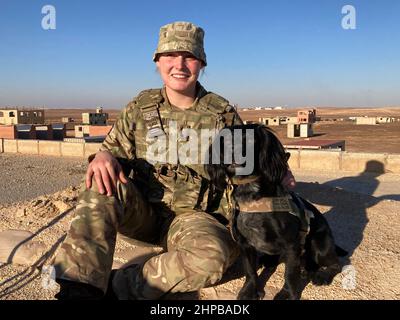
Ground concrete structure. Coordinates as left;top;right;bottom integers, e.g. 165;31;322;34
0;109;44;125
0;124;65;141
35;125;53;140
287;123;313;138
64;138;85;143
89;125;112;137
0;125;17;139
297;109;316;124
75;125;91;138
356;117;377;125
0;139;100;157
280;117;298;125
259;117;281;126
376;117;395;124
62;117;73;123
82;107;108;125
297;150;341;171
284;139;345;151
74;124;112;138
16;125;36;140
52;124;66;141
17;140;39;154
1;138;399;174
38;141;62;156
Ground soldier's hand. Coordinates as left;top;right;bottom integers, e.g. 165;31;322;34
86;150;128;196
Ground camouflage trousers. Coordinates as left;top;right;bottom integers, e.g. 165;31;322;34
53;177;239;299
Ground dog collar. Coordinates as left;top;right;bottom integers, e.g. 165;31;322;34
238;196;297;213
228;175;259;186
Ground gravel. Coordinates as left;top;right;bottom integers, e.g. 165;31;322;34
0;153;399;300
0;153;86;205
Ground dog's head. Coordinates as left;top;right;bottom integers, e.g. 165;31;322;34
205;123;289;191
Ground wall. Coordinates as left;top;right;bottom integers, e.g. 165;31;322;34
286;150;400;174
0;125;17;139
0;138;399;174
356;117;377;125
89;125;112;136
75;125;90;138
0;138;101;158
0;109;18;125
0;109;44;125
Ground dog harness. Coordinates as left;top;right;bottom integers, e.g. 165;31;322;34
226;180;314;251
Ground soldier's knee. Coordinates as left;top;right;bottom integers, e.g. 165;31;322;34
181;244;231;289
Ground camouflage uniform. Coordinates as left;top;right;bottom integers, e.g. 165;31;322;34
54;22;243;298
54;85;242;299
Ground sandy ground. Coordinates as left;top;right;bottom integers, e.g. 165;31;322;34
0;154;399;300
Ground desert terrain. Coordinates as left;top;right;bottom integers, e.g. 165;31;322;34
0;153;399;300
0;107;399;300
43;107;400;154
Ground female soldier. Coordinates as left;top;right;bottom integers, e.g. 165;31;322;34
54;21;295;300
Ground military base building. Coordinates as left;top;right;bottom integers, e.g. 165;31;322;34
0;108;45;125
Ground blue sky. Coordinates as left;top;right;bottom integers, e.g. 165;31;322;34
0;0;399;109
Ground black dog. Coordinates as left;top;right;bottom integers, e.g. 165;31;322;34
205;123;346;300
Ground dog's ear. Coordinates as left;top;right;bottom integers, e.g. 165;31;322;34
256;125;288;185
204;134;229;191
204;162;227;191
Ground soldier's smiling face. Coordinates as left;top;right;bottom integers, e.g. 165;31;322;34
156;51;204;96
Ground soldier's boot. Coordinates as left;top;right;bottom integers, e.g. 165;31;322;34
55;270;118;300
103;269;119;300
55;279;104;300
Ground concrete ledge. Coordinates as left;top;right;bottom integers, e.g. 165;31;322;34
17;140;39;155
386;154;400;174
39;141;62;157
1;138;400;174
299;150;341;171
3;139;18;153
287;150;300;169
84;143;101;159
61;142;84;157
342;152;387;173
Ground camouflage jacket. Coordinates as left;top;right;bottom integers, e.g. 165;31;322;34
98;82;242;217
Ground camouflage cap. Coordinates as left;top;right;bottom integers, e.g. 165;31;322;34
153;21;207;66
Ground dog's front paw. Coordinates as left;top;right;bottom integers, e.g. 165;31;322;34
273;289;291;300
237;286;264;300
311;269;335;286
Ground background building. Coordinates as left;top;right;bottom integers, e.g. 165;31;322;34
0;109;45;125
82;107;108;125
